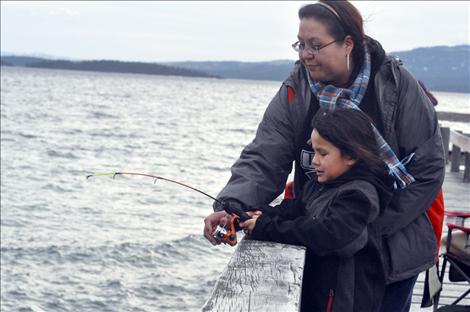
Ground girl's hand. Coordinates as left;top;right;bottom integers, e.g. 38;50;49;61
240;219;257;236
246;210;263;218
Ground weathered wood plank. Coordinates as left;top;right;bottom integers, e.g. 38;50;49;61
437;111;470;123
441;127;450;163
450;130;470;153
447;128;470;180
465;153;470;182
451;144;462;172
202;239;306;312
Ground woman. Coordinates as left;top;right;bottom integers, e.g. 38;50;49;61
204;1;445;311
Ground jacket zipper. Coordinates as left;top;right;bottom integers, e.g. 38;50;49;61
326;289;334;312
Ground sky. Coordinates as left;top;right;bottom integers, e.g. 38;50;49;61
1;1;469;62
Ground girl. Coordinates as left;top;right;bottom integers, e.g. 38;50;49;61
241;108;394;312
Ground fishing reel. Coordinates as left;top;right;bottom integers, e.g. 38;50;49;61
212;213;239;246
212;201;251;246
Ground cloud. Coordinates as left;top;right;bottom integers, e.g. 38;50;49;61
1;1;469;62
48;7;79;17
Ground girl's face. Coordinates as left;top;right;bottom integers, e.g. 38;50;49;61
310;129;357;183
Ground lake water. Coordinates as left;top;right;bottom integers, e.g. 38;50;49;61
1;67;469;312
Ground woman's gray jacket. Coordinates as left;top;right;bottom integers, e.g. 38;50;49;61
214;55;446;283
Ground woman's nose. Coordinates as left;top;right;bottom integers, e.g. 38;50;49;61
300;49;315;60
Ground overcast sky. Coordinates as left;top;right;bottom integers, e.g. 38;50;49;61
1;1;469;62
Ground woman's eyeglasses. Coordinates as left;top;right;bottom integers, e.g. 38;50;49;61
292;39;338;54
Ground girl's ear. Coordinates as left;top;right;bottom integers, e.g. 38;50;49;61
345;155;357;167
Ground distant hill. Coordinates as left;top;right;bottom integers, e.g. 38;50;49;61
168;45;470;93
165;60;295;82
1;59;13;66
1;56;48;67
391;45;469;93
2;45;469;92
1;56;220;79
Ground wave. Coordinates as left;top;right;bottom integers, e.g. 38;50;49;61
18;132;40;139
88;111;118;120
46;149;79;159
0;235;222;269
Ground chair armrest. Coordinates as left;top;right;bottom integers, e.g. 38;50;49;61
445;211;470;217
447;223;470;233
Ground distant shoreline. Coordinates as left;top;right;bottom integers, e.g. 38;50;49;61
0;65;224;81
2;46;470;93
3;65;470;96
1;57;221;80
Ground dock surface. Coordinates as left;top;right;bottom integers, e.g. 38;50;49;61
411;165;470;311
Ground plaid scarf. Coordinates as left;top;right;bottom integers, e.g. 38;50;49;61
306;45;415;189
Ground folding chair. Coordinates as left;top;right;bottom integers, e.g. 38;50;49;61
433;211;470;311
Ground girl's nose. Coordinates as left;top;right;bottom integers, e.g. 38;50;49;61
312;152;319;167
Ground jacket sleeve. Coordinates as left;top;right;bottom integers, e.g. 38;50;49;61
214;84;297;211
379;66;446;235
251;188;379;258
262;198;304;220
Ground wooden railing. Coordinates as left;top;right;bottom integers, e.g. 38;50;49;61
441;126;470;182
202;239;306;312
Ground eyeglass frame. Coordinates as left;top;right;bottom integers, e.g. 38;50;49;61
291;39;338;55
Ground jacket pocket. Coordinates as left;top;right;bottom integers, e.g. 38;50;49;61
386;214;437;282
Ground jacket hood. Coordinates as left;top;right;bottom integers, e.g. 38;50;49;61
366;36;387;76
323;165;394;213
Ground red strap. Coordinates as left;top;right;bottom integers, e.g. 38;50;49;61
326;290;334;312
284;181;295;199
426;189;445;254
287;86;295;104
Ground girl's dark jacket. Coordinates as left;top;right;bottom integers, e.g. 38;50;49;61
214;38;446;283
250;166;393;312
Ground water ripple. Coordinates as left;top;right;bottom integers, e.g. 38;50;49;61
46;149;79;159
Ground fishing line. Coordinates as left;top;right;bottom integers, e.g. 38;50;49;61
87;171;251;245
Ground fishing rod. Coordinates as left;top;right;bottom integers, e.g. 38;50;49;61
86;171;222;204
86;171;251;246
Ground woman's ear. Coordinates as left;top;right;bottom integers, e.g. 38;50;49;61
344;35;354;54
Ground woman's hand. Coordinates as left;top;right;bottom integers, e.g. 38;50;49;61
203;210;230;245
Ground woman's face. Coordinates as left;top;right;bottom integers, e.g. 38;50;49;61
298;18;352;85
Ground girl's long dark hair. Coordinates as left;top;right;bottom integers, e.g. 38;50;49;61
312;108;386;177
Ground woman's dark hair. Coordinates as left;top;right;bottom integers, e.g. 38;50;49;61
298;0;366;80
312;108;385;176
